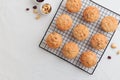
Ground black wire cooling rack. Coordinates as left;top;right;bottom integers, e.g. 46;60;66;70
39;0;120;75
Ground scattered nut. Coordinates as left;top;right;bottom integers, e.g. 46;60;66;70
111;43;117;49
35;14;41;20
33;9;38;14
117;50;120;55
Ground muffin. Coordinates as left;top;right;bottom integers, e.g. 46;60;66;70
62;42;79;59
83;6;100;22
66;0;82;13
101;16;118;32
90;33;108;50
56;14;73;31
80;50;97;68
72;24;89;41
46;32;62;48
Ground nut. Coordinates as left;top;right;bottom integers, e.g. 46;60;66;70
117;50;120;55
35;14;40;20
33;9;38;14
111;43;117;49
42;3;51;14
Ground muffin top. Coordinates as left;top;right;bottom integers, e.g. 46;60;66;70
62;42;79;59
46;32;62;48
56;14;73;31
66;0;82;13
80;50;97;68
72;24;89;41
83;6;100;22
90;33;108;50
101;16;118;32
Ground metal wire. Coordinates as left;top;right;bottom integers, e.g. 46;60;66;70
39;0;120;75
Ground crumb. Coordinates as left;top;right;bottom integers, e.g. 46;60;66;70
33;9;38;14
107;56;111;59
111;43;117;49
33;5;37;9
117;50;120;55
35;14;41;20
26;8;29;11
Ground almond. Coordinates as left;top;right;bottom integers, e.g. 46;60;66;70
117;50;120;55
35;14;40;20
111;43;117;49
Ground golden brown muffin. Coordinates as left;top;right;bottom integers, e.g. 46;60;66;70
90;33;108;50
72;24;89;41
80;50;97;68
46;32;62;48
66;0;82;13
83;6;100;22
101;16;118;32
56;14;73;31
62;42;79;59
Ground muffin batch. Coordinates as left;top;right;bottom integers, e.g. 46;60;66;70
46;0;118;67
39;0;120;74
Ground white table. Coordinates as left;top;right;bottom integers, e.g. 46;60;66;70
0;0;120;80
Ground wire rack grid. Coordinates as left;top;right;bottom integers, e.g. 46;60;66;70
39;0;120;75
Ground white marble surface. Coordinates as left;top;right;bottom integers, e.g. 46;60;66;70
0;0;120;80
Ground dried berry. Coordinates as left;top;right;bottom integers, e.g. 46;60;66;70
33;5;37;9
26;8;29;11
107;56;111;59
